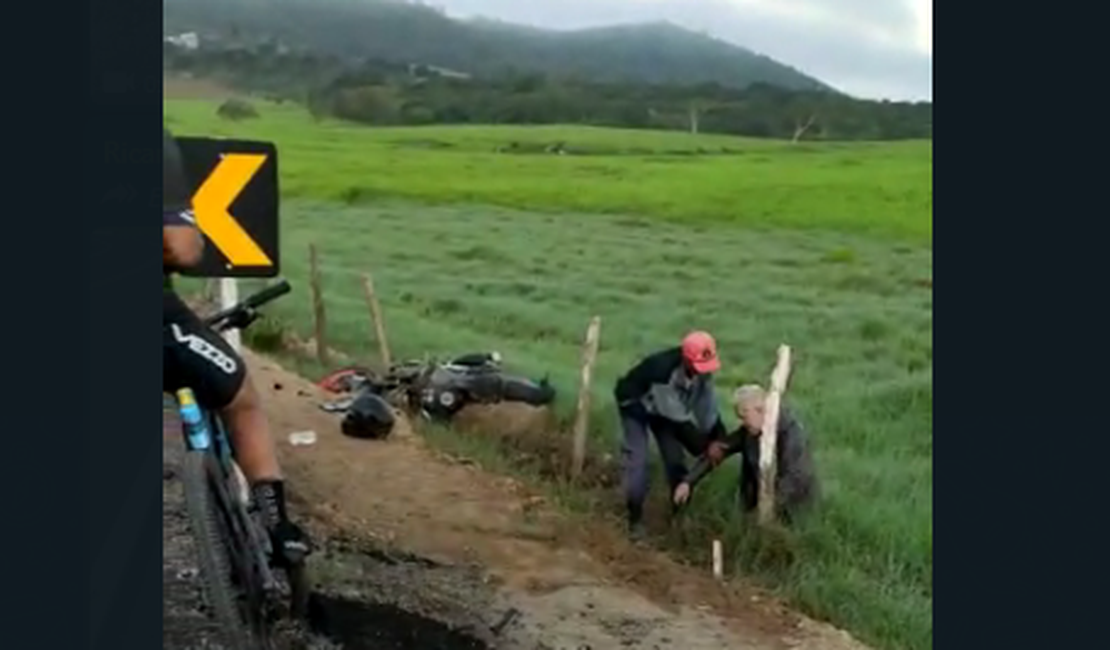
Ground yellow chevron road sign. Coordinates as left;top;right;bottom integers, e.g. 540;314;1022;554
175;137;280;278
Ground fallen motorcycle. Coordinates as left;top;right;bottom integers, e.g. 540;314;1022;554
317;351;557;428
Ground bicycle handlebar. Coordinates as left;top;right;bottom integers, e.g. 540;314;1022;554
203;280;292;331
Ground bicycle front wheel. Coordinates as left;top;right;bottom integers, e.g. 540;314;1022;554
181;451;254;650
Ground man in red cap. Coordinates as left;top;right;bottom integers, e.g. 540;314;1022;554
613;331;728;541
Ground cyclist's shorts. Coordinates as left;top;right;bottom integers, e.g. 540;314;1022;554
164;290;246;410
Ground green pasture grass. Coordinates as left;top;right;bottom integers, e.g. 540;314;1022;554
164;99;932;242
226;201;932;650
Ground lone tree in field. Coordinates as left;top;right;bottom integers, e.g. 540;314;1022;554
791;113;817;143
216;98;259;121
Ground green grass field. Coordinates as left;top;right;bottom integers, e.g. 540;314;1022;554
165;100;931;241
166;99;932;650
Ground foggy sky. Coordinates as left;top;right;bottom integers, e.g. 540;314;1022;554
430;0;933;101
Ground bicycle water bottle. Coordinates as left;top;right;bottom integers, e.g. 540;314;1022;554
176;388;212;451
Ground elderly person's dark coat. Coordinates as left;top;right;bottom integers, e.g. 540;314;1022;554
682;406;818;520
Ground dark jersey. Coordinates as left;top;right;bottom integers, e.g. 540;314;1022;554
162;129;246;408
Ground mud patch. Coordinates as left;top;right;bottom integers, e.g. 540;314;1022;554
308;595;491;650
296;532;512;649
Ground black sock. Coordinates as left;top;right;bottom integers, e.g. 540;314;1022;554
250;479;288;529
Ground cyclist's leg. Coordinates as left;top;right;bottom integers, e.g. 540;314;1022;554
164;291;310;559
221;377;281;481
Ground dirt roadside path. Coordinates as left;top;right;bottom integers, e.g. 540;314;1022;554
164;349;869;650
252;350;870;650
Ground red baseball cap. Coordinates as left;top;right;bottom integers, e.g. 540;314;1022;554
681;331;720;374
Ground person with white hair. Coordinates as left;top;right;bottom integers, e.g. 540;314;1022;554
672;384;818;523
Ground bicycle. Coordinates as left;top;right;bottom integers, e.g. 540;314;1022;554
169;279;310;650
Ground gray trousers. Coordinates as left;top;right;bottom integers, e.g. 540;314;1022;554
619;406;703;523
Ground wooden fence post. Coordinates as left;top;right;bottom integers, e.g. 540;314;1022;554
360;273;392;368
308;243;329;366
571;316;602;481
757;344;793;526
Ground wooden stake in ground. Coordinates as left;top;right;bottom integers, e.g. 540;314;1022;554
712;539;724;580
571;316;602;482
360;273;392;368
308;243;329;366
757;344;793;526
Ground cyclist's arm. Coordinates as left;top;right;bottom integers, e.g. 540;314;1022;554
163;213;203;268
163;127;204;267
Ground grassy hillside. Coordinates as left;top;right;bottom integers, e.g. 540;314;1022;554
164;101;931;241
163;0;831;91
165;99;932;650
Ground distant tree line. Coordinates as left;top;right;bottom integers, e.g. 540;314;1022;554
164;0;833;92
165;43;932;141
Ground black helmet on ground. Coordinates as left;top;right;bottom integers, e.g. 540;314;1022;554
341;391;396;440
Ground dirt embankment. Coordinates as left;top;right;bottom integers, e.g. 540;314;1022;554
163;350;867;650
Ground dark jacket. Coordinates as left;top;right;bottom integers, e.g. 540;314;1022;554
614;347;727;446
683;406;818;514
